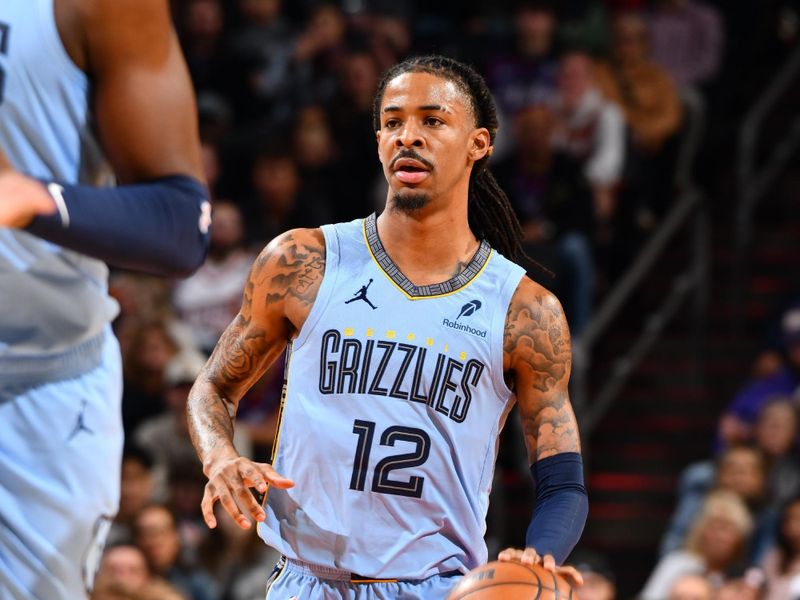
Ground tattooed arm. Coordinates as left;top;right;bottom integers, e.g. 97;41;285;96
187;228;326;529
503;277;580;462
497;277;587;581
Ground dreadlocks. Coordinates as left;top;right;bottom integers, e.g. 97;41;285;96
372;55;530;266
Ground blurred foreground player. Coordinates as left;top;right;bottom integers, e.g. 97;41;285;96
0;0;208;598
188;56;587;599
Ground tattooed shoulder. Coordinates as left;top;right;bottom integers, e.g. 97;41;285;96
250;228;326;327
503;277;572;393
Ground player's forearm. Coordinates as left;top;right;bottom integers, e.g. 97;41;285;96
26;175;210;277
187;379;240;473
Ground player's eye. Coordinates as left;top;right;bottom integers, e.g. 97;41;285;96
384;118;401;129
424;117;443;127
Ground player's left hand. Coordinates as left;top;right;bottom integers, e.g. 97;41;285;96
498;547;584;587
0;169;57;228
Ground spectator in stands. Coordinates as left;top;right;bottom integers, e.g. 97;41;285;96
555;1;611;56
577;571;616;600
754;397;800;510
133;504;214;600
350;9;413;73
641;491;754;599
135;351;252;500
225;0;296;122
595;12;682;156
328;49;384;220
291;3;350;106
173;201;256;354
178;0;228;95
485;0;560;152
136;580;189;600
121;321;180;436
761;496;800;600
648;0;724;88
492;104;595;336
718;307;800;448
198;504;282;600
554;51;625;234
292;105;343;219
716;576;762;600
660;445;767;558
94;544;152;596
108;444;157;546
668;574;713;600
247;148;331;244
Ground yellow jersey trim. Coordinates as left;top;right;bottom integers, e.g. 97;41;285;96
260;341;293;510
361;217;493;301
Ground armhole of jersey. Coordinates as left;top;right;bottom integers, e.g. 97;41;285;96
489;264;526;400
40;0;88;87
292;225;340;350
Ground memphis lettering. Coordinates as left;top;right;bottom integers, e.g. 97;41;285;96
318;329;485;423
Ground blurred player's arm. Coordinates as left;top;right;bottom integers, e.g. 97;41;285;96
500;277;588;578
0;0;209;276
187;228;326;530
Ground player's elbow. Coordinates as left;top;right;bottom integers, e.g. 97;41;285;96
153;176;212;278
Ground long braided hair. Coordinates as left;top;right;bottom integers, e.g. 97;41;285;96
371;55;531;265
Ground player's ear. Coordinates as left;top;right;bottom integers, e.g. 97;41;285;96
468;128;491;162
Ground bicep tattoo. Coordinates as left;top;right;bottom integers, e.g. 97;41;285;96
504;290;580;461
188;229;326;461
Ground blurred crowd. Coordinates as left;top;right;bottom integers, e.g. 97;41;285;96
573;302;800;599
89;0;800;599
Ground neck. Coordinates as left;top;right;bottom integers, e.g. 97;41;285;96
377;189;479;286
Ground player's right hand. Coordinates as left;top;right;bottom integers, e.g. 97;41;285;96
201;455;294;530
0;170;58;229
498;547;584;588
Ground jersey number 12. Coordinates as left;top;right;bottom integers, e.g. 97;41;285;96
349;419;431;498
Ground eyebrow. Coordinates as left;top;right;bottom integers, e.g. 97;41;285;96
382;104;452;114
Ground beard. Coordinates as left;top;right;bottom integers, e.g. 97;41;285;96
392;190;431;213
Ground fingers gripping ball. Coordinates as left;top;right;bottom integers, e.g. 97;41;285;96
447;561;577;600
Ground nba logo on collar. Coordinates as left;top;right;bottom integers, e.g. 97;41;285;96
442;299;487;338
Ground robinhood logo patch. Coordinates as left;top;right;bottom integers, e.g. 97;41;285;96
443;300;487;337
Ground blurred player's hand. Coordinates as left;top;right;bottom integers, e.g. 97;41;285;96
498;547;584;587
0;159;57;228
201;453;294;531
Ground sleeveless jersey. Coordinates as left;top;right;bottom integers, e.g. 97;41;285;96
258;214;526;579
0;0;117;383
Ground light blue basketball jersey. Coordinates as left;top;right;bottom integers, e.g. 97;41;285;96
258;214;526;579
0;0;117;384
0;3;123;598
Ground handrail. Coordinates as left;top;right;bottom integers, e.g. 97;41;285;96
732;45;800;331
580;191;701;351
570;89;709;431
572;189;708;434
737;44;800;221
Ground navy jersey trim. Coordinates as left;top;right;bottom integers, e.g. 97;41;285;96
363;213;491;299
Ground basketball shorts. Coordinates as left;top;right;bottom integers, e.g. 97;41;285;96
0;328;123;600
265;558;464;600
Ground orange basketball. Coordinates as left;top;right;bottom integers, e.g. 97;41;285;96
447;561;577;600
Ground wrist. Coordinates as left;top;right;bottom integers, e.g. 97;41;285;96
202;444;240;476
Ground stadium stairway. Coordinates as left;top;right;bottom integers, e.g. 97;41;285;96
486;143;800;598
577;160;800;596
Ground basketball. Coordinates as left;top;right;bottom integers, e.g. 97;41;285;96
447;561;577;600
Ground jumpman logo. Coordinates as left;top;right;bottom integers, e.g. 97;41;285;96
68;399;94;440
345;278;378;310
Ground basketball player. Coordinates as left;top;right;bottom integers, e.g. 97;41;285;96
188;56;587;599
0;1;208;598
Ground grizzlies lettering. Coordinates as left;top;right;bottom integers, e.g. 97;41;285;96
318;329;485;423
